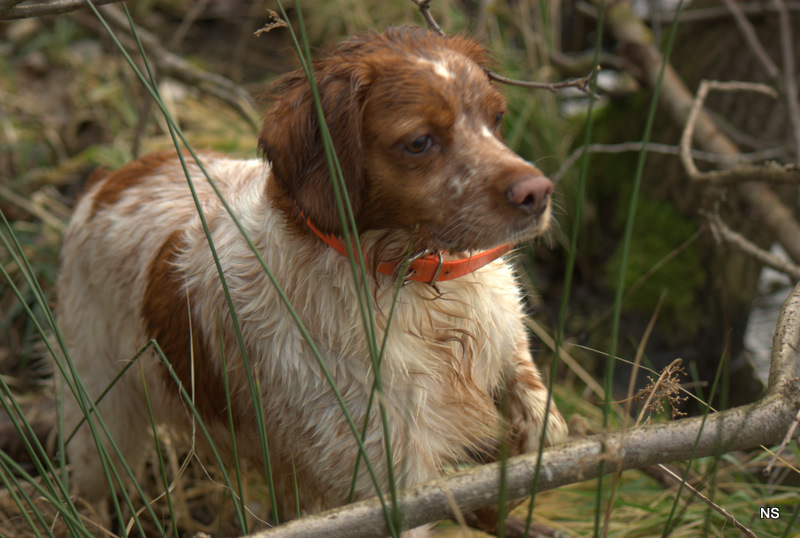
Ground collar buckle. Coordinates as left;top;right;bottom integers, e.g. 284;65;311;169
401;250;429;286
428;251;444;286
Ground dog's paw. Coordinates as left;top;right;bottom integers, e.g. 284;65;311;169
505;382;568;454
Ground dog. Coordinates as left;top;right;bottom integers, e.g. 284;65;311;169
56;25;567;532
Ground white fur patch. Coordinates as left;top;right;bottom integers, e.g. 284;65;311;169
416;56;455;80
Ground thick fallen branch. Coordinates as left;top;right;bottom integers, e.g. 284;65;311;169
251;393;800;538
248;280;800;538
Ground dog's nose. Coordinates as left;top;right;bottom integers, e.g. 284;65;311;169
506;173;553;215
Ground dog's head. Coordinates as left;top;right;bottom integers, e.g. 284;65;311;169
259;26;552;253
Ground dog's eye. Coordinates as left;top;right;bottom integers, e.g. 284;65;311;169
493;111;505;129
404;135;432;155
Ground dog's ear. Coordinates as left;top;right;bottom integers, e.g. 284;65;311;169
259;57;368;236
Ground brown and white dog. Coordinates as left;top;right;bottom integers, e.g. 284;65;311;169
57;26;567;530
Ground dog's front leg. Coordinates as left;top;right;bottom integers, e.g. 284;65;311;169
500;342;568;456
470;343;569;533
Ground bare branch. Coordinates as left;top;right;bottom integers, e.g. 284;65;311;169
764;406;800;474
719;0;780;79
772;0;800;160
684;162;800;185
601;0;800;264
553;141;787;183
0;0;123;19
680;80;778;179
489;68;599;95
409;0;445;36
550;48;626;75
246;278;800;537
247;379;800;537
0;0;26;14
676;80;800;185
246;274;800;536
409;0;599;95
701;210;800;281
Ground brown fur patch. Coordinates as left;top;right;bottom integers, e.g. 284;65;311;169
142;230;230;425
85;166;110;190
89;150;176;219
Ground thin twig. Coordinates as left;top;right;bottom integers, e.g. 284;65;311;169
553;141;787;183
625;294;667;424
680;80;779;180
410;0;445;36
719;0;780;79
525;319;607;400
655;464;757;538
701;210;800;281
489;68;599;95
683;162;800;185
550;49;626;76
603;296;668;536
410;0;599;95
0;185;66;231
772;0;800;161
169;0;212;49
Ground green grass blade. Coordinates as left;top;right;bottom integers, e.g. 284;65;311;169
663;349;726;536
525;0;605;533
598;2;687;535
0;454;51;538
0;452;87;537
139;367;180;538
346;251;414;504
85;3;392;510
63;341;153;446
153;340;248;528
218;316;249;533
275;5;400;530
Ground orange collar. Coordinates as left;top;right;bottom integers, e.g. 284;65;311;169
298;211;511;285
